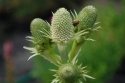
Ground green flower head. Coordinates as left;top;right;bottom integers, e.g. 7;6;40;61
51;8;74;44
76;5;97;30
30;18;50;44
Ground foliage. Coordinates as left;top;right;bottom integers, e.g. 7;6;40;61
24;5;99;83
23;1;125;83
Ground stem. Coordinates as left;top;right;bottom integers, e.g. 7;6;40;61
68;29;92;62
68;39;78;62
68;32;89;63
44;43;62;67
57;44;68;63
49;48;61;65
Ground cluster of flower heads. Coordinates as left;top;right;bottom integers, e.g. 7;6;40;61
24;5;100;83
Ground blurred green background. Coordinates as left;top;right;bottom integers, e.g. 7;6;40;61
0;0;125;83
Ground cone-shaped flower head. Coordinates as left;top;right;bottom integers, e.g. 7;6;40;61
30;18;50;52
51;8;74;44
30;18;50;44
76;5;97;30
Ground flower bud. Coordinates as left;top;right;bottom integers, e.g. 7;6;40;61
58;63;78;83
30;18;50;44
76;5;97;30
51;8;74;44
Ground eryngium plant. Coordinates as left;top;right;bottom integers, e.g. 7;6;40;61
24;5;100;83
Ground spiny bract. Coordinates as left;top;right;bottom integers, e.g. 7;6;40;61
51;8;74;44
52;63;95;83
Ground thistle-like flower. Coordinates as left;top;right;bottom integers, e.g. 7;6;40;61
24;18;61;66
24;5;100;83
51;62;95;83
30;18;50;44
51;8;74;44
70;5;100;44
76;5;97;30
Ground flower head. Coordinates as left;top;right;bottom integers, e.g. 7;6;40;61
51;8;74;44
76;5;97;30
30;18;50;45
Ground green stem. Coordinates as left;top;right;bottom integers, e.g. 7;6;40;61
45;44;62;67
57;44;68;63
68;39;78;62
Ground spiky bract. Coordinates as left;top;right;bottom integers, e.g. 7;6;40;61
51;8;74;44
